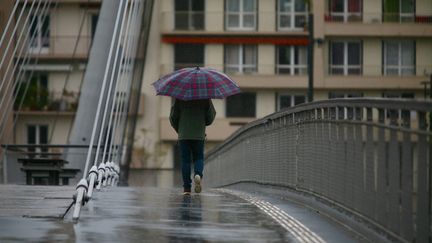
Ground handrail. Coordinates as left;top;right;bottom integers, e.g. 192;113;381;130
207;98;432;157
205;98;432;243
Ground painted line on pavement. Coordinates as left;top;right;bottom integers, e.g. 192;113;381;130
218;188;326;243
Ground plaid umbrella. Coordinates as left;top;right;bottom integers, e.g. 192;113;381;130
152;67;241;100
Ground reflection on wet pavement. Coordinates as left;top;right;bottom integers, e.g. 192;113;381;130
70;187;291;242
0;184;291;242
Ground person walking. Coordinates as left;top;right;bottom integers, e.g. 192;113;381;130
170;99;216;195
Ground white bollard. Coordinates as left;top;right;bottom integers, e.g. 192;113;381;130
86;165;98;199
113;164;120;186
72;178;88;220
102;161;111;187
108;162;115;186
96;163;106;190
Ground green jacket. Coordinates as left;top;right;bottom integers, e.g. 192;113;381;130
169;99;216;140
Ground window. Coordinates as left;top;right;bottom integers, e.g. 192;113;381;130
382;92;414;99
383;40;415;76
383;0;415;22
328;0;362;22
29;13;50;53
382;92;415;119
276;45;307;75
277;0;308;30
329;41;362;75
277;93;306;110
329;92;363;99
225;44;257;74
225;0;257;30
27;124;48;155
174;44;204;70
226;92;256;117
175;0;204;30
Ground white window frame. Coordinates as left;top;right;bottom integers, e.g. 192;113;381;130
383;40;415;76
29;14;50;54
276;45;307;75
225;0;257;31
27;124;49;154
398;0;415;22
330;40;362;75
329;0;362;22
277;93;306;110
277;0;308;30
225;44;257;74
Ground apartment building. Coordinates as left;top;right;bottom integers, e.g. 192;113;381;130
2;0;431;177
11;1;101;152
134;0;432;170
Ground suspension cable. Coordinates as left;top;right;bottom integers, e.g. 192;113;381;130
92;0;130;167
0;0;50;116
105;0;139;163
110;0;144;164
0;0;19;50
0;0;54;140
0;0;32;93
81;0;126;178
100;0;137;164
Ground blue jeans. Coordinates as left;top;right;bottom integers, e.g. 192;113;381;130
179;140;204;189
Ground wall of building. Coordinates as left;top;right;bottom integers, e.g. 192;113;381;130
132;0;432;171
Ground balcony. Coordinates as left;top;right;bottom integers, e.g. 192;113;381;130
160;64;309;89
160;11;309;35
15;35;92;61
14;90;79;115
323;64;432;90
324;12;432;37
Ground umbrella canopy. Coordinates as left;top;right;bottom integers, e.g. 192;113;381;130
152;67;241;101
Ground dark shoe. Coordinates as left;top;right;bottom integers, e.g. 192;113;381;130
194;175;201;193
183;188;191;196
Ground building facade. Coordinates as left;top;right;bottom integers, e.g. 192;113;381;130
134;0;432;171
1;0;432;181
9;0;103;149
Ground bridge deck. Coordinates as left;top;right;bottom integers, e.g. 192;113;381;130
0;185;384;242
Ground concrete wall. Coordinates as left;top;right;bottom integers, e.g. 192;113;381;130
363;39;381;76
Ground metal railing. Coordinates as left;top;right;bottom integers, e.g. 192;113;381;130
324;12;432;24
14;35;93;57
161;64;432;78
205;98;432;243
14;91;79;112
160;11;309;32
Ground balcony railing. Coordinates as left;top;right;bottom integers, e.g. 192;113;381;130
326;64;432;77
162;64;432;77
15;35;93;58
160;11;309;32
15;91;79;112
325;12;432;24
161;63;309;77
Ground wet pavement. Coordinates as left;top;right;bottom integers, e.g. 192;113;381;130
0;184;379;242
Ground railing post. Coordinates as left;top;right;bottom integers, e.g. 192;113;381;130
416;111;429;242
364;107;375;219
376;108;387;225
388;108;401;234
400;109;413;240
